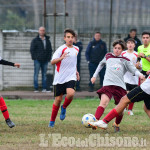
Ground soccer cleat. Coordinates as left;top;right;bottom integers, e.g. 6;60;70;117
60;105;66;120
48;121;55;128
34;90;39;93
42;89;46;93
88;120;108;129
128;110;134;116
6;118;15;128
112;122;120;132
124;108;127;112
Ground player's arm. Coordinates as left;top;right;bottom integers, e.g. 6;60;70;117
146;70;150;75
144;55;150;62
0;59;20;68
51;47;68;65
138;53;150;62
125;60;145;80
91;57;106;84
51;52;68;65
76;68;80;81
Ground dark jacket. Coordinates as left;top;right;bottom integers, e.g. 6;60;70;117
85;38;107;64
124;35;142;52
30;35;52;62
73;41;83;64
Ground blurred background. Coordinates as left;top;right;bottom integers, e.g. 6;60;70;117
0;0;150;91
0;0;150;33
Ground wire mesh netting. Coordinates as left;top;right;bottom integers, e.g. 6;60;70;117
0;0;150;90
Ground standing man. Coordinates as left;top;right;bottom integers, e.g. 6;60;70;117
124;28;142;52
138;31;150;78
30;27;52;92
85;32;107;92
73;34;83;91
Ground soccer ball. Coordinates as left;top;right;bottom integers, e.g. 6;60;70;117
82;114;96;128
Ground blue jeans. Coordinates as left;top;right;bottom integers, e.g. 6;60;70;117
34;60;48;90
88;62;106;88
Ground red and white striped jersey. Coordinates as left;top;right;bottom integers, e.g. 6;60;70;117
52;44;79;85
121;50;139;85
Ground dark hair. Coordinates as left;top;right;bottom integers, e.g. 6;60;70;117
64;28;76;37
130;28;137;32
126;38;136;44
142;31;150;36
95;31;101;35
113;39;126;50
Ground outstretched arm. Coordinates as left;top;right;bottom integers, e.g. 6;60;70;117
0;59;20;68
51;52;68;65
91;57;106;84
125;60;145;81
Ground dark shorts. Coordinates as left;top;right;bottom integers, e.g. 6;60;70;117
141;70;149;78
127;86;150;110
125;83;138;91
97;85;127;105
54;80;76;97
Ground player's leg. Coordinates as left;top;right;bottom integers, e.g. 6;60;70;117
0;96;15;128
127;84;137;116
143;104;150;118
34;60;40;92
113;87;127;132
89;95;130;129
95;94;110;120
128;102;134;115
49;94;63;127
60;87;75;120
91;86;144;129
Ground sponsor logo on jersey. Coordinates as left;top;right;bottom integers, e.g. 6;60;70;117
111;64;121;70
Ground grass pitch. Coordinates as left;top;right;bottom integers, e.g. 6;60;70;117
0;98;150;150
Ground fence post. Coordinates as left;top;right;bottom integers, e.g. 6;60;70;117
0;30;3;90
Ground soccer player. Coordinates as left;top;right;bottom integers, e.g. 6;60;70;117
138;31;150;78
0;57;20;128
88;71;150;130
48;29;80;128
122;38;142;115
90;39;145;132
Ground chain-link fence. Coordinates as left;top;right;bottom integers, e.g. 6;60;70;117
0;0;150;33
0;0;150;90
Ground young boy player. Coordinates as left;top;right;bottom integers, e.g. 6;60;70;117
49;29;80;127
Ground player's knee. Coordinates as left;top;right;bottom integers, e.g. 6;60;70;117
67;94;74;99
100;100;109;108
55;98;62;104
121;95;130;105
1;105;7;111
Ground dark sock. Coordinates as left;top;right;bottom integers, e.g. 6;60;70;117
50;104;60;122
63;97;72;109
103;108;119;124
128;102;134;110
0;97;9;120
95;106;105;120
115;114;123;125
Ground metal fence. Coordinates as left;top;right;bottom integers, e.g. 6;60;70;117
0;0;150;34
0;0;149;90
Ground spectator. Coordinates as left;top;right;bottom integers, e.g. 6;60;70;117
85;32;107;92
30;26;52;92
124;28;142;52
73;34;83;91
138;31;150;78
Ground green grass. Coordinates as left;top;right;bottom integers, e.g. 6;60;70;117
0;98;150;150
